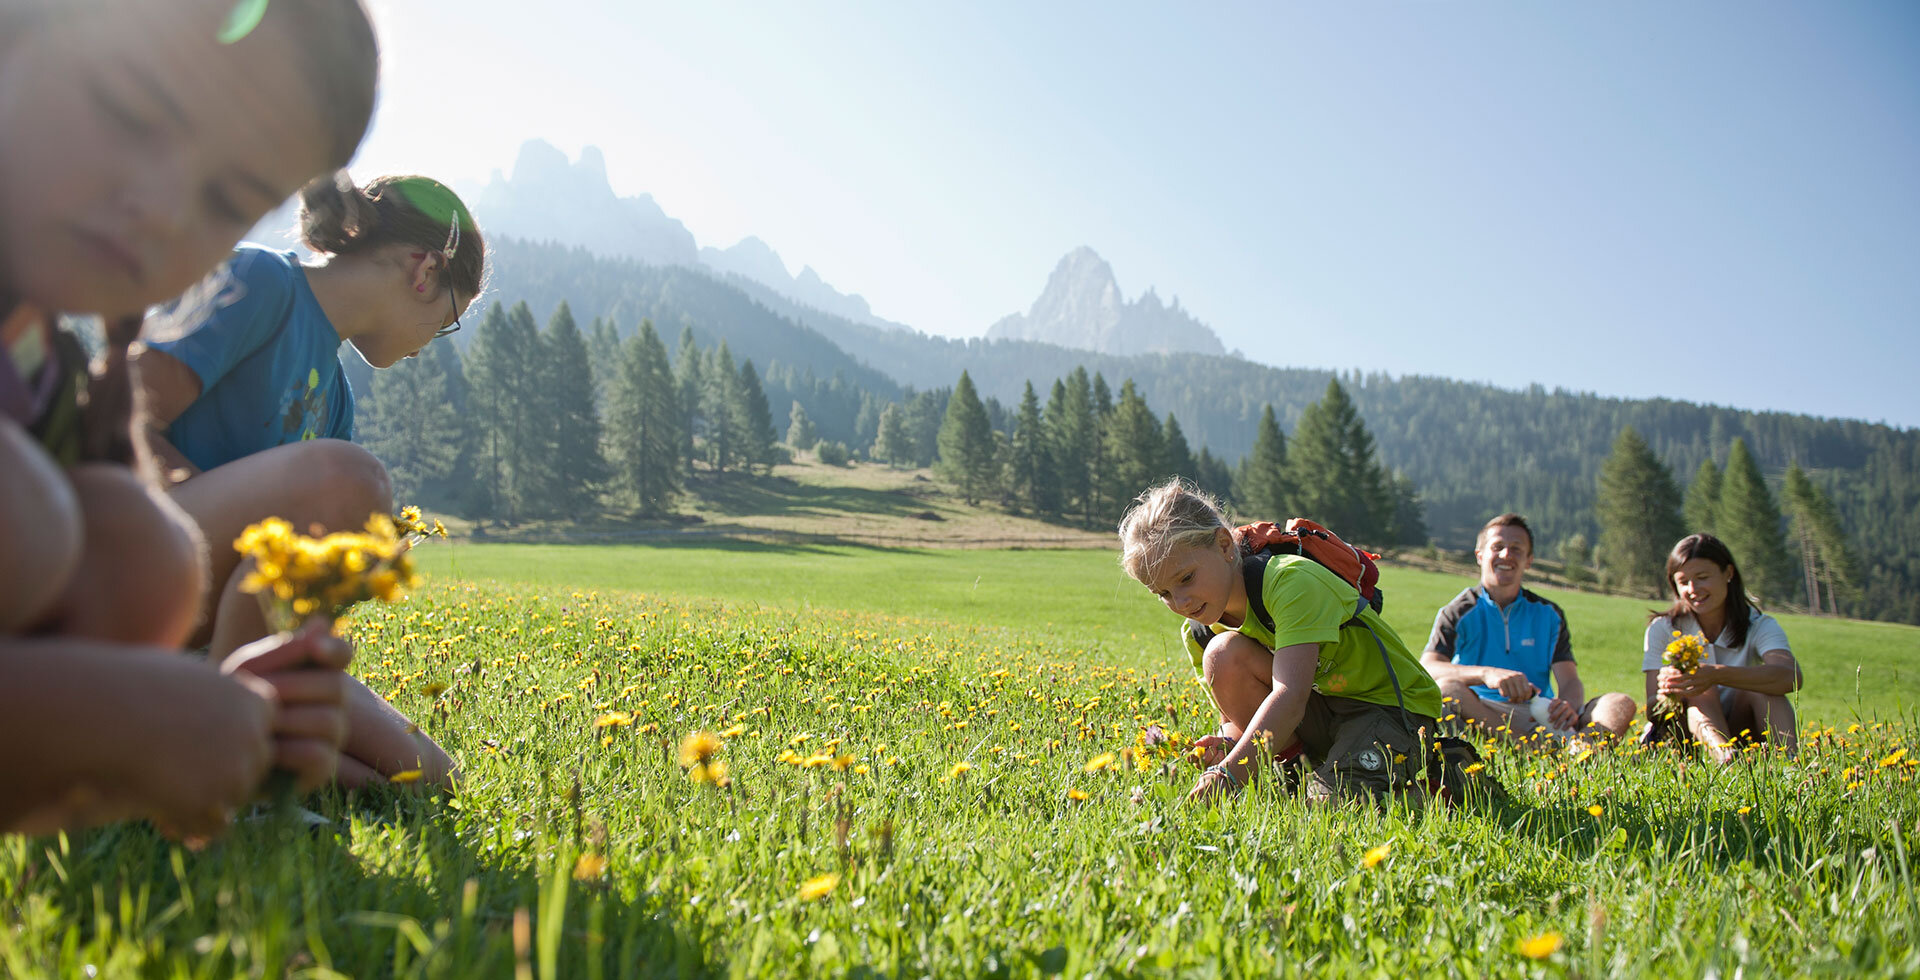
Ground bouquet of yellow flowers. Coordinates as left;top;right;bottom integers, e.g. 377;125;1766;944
1649;630;1708;726
233;508;442;632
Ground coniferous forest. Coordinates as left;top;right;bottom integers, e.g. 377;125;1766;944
348;236;1920;625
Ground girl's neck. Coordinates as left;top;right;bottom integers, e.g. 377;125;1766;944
1693;606;1727;640
300;256;378;343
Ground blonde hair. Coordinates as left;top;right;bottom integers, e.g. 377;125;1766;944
1117;478;1236;582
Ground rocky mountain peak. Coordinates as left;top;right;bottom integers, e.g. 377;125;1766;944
986;248;1226;357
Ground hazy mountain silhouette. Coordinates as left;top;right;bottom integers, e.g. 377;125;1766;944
986;247;1226;357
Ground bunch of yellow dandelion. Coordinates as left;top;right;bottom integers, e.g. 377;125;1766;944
233;514;421;632
677;730;729;787
1650;631;1707;725
394;505;449;545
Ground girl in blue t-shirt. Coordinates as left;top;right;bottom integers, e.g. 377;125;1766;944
0;0;377;835
135;174;486;789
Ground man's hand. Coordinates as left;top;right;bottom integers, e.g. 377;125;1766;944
1547;697;1580;729
1482;667;1539;703
1658;664;1717;700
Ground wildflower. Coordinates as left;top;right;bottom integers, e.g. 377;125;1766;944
1361;843;1390;869
1067;788;1089;801
389;769;423;785
719;723;747;738
420;682;449;698
1879;748;1907;769
798;872;840;902
1587;804;1604;818
1462;763;1485;774
1737;805;1753;815
946;761;973;780
689;760;730;787
593;712;634;729
1083;752;1117;773
1650;632;1707;725
1517;932;1563;959
678;731;722;768
573;853;608;880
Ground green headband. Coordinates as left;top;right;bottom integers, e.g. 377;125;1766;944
218;0;269;44
387;178;472;261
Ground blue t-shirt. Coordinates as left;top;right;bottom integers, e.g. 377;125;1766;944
1424;586;1574;702
148;246;354;472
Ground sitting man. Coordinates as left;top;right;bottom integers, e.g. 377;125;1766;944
1422;513;1636;743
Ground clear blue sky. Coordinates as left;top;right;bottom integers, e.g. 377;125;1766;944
354;1;1920;426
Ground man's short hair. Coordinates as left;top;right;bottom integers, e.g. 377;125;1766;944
1476;513;1533;554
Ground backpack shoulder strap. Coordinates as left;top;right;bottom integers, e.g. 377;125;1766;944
1242;553;1275;634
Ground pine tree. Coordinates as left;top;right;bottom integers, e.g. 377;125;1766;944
1008;382;1058;515
1683;459;1721;535
1088;373;1115;520
1286;379;1393;541
362;343;462;504
1059;369;1097;526
787;402;819;451
1782;463;1858;615
935;371;997;504
1194;447;1234;503
542;302;608;514
904;389;946;468
1233;404;1289;519
703;342;740;473
603;319;682;514
1100;380;1165;519
1716;438;1794;603
1161;413;1196;485
1595;425;1685;596
872;403;912;467
1387;471;1428;547
502;301;558;517
734;359;777;473
586;316;621;410
463;301;540;521
853;396;881;453
673;328;703;476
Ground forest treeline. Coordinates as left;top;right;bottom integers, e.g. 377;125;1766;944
351;237;1918;624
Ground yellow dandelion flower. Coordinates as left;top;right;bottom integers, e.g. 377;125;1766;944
719;723;747;738
1587;805;1604;817
678;731;721;768
420;682;449;698
947;761;973;780
831;753;856;771
389;769;423;784
1517;932;1562;959
593;712;634;729
1879;748;1907;768
1067;788;1089;801
1462;762;1485;774
1361;843;1391;869
689;760;730;786
573;853;608;880
1083;752;1117;773
798;872;840;902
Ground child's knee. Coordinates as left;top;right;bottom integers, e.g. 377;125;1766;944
64;465;206;646
1200;632;1266;687
0;423;83;632
301;439;393;526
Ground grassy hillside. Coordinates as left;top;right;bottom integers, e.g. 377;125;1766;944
416;542;1916;723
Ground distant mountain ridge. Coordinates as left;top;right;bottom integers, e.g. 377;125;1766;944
986;247;1226;357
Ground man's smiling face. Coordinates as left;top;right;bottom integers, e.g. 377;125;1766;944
1477;523;1532;593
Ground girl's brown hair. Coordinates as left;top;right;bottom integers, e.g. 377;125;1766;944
1651;533;1757;648
1117;478;1237;583
297;174;489;304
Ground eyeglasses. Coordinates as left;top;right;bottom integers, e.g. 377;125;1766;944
434;273;462;340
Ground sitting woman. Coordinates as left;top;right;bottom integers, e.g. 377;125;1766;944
135;173;484;790
1642;533;1802;762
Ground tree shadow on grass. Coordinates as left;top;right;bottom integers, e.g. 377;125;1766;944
692;472;930;522
28;791;726;978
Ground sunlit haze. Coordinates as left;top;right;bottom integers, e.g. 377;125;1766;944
351;1;1919;426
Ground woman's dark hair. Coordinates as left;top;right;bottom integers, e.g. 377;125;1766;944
1650;533;1756;648
298;174;488;303
66;0;379;471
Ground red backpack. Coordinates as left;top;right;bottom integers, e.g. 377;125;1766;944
1235;518;1384;618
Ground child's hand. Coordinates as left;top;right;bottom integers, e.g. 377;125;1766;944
1187;766;1237;804
222;620;352;793
125;660;278;840
1191;734;1234;768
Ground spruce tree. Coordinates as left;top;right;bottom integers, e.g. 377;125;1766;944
1595;425;1685;596
1285;380;1395;540
1386;471;1427;548
854;396;881;453
1060;369;1097;526
1683;459;1721;536
603;320;682;514
1233;404;1289;519
1088;373;1115;520
542;302;608;514
1194;447;1234;503
787;402;819;451
872;403;912;467
673;327;703;475
1782;462;1858;615
504;302;558;516
1008;382;1058;515
1100;380;1164;519
1716;438;1793;602
1161;413;1196;485
362;344;462;504
935;371;997;505
734;359;777;473
586;316;621;410
904;389;946;468
703;342;740;473
463;302;536;520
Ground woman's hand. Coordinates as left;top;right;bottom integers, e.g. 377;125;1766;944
1658;664;1717;699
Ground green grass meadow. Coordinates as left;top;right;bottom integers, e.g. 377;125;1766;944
3;543;1916;977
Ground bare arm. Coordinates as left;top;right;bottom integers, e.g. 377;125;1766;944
1690;651;1801;696
1551;661;1586;708
1422;650;1539;702
129;346;203;481
1218;642;1318;783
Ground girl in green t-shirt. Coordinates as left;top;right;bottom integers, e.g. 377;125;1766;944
1118;478;1446;804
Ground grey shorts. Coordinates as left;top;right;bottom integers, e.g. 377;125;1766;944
1293;691;1436;801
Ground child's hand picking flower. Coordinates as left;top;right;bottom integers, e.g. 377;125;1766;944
223;619;353;793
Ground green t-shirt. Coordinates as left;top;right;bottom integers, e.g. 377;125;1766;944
1179;554;1444;719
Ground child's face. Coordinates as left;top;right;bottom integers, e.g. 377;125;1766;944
1138;532;1238;626
0;4;332;318
350;249;473;369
